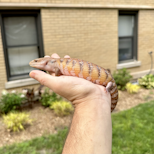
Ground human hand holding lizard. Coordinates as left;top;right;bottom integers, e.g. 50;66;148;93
29;53;112;154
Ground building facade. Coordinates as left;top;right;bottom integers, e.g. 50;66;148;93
0;0;154;92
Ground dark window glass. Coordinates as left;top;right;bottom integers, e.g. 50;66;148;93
1;10;44;81
119;38;133;61
118;12;138;62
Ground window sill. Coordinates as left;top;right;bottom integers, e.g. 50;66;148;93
116;61;141;69
5;78;39;89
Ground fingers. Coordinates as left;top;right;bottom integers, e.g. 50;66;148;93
51;53;60;58
44;53;71;59
64;55;71;58
51;53;70;58
29;70;61;92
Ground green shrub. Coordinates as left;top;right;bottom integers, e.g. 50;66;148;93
126;83;140;94
138;74;154;89
0;90;26;114
113;68;132;91
50;101;74;117
3;112;33;132
41;88;62;107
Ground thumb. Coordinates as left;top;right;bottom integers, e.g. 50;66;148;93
29;70;61;92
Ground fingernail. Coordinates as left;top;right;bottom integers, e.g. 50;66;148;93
29;72;36;78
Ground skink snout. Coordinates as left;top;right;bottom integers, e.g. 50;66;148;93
29;58;41;67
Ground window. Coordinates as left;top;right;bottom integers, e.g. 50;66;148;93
118;11;138;63
0;10;44;81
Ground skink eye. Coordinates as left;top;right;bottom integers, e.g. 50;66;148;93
51;59;56;63
34;60;38;62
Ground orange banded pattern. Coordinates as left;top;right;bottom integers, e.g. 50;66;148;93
29;57;118;112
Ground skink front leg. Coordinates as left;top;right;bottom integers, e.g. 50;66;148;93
55;67;62;76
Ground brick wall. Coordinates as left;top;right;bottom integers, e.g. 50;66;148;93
0;1;154;92
0;0;153;6
41;8;118;70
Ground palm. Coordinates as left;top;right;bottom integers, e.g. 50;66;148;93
50;75;107;104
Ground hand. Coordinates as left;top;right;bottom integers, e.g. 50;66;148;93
30;53;112;154
29;53;111;107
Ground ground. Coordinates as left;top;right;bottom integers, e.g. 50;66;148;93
115;88;154;112
0;88;154;148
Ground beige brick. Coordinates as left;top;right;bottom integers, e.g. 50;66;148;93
0;1;154;92
0;0;154;6
0;0;11;2
41;8;118;71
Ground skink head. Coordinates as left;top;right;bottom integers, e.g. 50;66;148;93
29;57;57;71
29;57;49;67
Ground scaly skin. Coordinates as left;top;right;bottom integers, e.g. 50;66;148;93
29;57;118;112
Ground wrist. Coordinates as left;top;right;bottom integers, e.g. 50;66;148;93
72;89;111;114
75;98;111;116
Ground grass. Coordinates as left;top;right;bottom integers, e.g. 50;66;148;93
112;101;154;154
0;101;153;154
0;128;68;154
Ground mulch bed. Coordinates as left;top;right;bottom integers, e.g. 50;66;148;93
0;88;154;147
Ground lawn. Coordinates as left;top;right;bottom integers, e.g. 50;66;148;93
0;101;154;154
112;100;154;154
0;128;68;154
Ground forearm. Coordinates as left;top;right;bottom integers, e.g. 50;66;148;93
62;99;112;154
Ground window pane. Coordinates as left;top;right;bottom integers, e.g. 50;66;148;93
119;38;133;61
4;17;37;46
118;16;134;37
8;46;39;75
